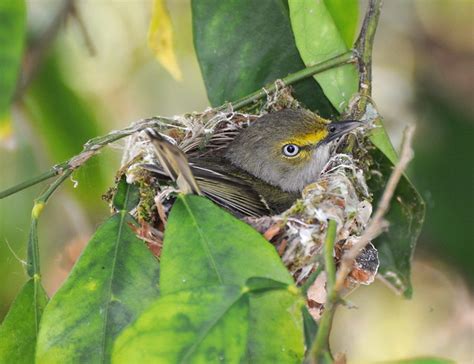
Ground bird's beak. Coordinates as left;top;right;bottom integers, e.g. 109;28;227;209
323;120;362;143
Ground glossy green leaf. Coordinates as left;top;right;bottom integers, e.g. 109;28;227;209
246;289;303;362
0;279;48;364
113;285;304;363
369;119;399;165
160;194;293;294
0;0;26;120
288;0;359;112
24;54;109;209
368;147;425;297
36;212;160;364
323;0;359;48
192;0;336;117
112;177;139;212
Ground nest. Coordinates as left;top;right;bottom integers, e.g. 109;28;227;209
119;84;380;317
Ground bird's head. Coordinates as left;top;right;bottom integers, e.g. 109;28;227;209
225;109;361;192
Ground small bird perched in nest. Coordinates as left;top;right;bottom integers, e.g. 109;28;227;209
143;108;361;217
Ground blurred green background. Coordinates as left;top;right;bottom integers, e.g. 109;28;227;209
0;1;472;362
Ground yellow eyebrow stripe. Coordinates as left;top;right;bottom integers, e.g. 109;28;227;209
285;129;328;146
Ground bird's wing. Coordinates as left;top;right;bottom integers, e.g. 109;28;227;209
141;161;270;217
144;128;270;217
145;129;202;195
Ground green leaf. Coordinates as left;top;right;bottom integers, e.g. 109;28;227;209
245;277;290;293
323;0;359;49
192;0;336;117
160;194;293;294
36;212;160;364
113;285;304;363
0;0;26;119
369;118;399;165
288;0;359;112
246;289;303;362
0;279;48;364
112;177;140;212
368;147;425;297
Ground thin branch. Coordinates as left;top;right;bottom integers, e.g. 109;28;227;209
354;0;383;97
0;117;172;200
334;125;415;291
222;51;356;111
0;169;60;199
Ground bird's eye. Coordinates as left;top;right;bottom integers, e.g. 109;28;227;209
282;144;300;157
329;125;337;133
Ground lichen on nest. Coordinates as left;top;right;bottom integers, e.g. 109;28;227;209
119;83;381;310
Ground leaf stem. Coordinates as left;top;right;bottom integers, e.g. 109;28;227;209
227;51;356;111
306;219;337;363
0;117;172;200
0;168;60;199
27;169;73;278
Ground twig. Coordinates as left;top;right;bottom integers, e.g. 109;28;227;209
0;117;173;200
307;126;415;362
353;0;383;116
354;0;382;96
335;125;415;291
221;51;356;111
15;0;76;99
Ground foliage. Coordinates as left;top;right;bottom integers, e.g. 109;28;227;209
113;195;305;363
192;0;335;117
0;1;443;363
36;180;160;363
288;0;359;112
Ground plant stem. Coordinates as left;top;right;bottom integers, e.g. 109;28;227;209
335;125;415;291
0;168;60;199
224;51;356;111
27;169;73;278
0;117;172;200
306;219;337;363
353;0;383;116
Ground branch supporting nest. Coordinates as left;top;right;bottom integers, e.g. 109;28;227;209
334;125;415;291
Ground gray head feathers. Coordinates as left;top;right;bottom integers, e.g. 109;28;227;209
225;109;331;192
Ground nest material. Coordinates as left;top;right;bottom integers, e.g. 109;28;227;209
120;84;380;315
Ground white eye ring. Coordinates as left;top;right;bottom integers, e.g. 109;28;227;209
282;144;300;157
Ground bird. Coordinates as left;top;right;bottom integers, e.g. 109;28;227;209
143;108;361;217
